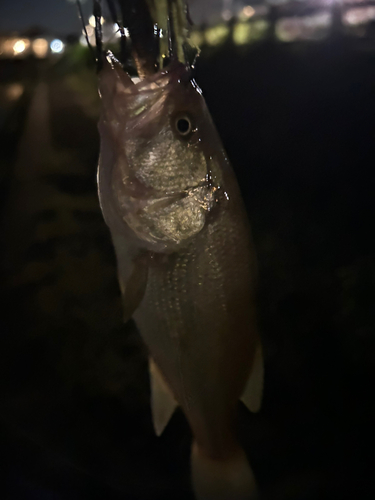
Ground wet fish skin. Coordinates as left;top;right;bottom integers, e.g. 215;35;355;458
97;54;261;496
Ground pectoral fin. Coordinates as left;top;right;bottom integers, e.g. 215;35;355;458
112;232;149;322
119;256;148;323
241;341;264;413
149;358;178;436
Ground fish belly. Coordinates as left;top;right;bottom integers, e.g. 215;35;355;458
133;208;258;457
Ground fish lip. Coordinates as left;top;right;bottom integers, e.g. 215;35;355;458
161;61;192;83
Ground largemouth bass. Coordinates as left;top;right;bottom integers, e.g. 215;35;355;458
97;50;263;499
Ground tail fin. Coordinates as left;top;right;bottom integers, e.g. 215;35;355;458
191;441;259;500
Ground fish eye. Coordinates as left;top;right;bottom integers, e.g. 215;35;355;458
175;115;192;136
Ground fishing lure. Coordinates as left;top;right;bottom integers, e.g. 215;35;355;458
92;1;263;498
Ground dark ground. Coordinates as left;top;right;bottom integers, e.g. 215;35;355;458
0;35;374;499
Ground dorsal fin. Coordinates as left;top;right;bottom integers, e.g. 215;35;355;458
241;341;264;413
149;358;178;436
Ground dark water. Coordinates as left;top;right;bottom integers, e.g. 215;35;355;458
0;37;374;499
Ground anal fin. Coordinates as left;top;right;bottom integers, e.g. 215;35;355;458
149;358;178;436
241;341;264;413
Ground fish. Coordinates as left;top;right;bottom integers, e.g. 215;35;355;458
96;42;263;500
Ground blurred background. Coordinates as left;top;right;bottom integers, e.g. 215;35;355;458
0;0;374;499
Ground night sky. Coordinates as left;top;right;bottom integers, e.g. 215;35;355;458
0;0;221;36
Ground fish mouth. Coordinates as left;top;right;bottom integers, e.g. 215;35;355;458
109;0;193;79
105;50;190;94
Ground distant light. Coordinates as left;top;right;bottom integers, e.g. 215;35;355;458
89;15;104;27
13;40;26;54
252;19;270;40
190;30;204;48
85;25;94;37
276;18;300;42
276;12;331;42
50;39;64;54
233;22;252;45
242;6;255;18
343;6;375;26
32;38;48;58
5;83;24;101
79;35;87;46
3;39;16;56
222;9;233;21
205;24;230;46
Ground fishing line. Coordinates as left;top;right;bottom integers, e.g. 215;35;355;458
167;0;177;62
93;0;104;72
105;0;127;65
75;0;95;61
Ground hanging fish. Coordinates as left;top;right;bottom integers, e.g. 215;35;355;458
94;1;263;498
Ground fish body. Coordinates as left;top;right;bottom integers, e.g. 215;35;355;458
97;53;262;499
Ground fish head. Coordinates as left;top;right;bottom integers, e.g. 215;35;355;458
98;54;222;253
